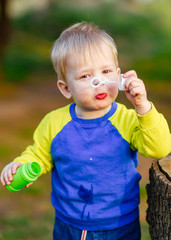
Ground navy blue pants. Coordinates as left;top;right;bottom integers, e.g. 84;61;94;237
53;217;141;240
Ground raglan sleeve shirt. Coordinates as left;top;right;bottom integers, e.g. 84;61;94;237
13;102;171;175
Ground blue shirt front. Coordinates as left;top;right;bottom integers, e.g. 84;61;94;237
50;102;141;230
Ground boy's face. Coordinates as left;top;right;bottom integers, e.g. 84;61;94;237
58;41;120;118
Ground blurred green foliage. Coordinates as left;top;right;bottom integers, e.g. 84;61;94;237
0;214;53;240
0;145;12;158
2;1;171;82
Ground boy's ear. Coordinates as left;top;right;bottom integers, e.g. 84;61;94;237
117;67;121;79
57;80;72;99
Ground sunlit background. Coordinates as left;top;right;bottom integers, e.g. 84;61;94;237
0;0;170;239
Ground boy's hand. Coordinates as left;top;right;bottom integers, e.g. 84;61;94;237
0;161;22;186
1;161;33;188
123;70;151;115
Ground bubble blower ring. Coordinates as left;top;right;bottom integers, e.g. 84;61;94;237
90;75;127;91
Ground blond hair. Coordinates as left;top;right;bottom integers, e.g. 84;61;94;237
51;22;118;81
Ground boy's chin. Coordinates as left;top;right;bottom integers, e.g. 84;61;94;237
95;99;113;108
92;104;113;114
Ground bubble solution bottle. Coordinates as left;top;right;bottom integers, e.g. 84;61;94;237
6;162;42;192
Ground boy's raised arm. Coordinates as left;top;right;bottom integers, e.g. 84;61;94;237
122;70;170;158
130;103;171;158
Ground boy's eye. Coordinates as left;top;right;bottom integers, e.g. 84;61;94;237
80;74;91;79
103;70;111;74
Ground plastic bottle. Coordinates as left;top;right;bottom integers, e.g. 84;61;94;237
119;74;127;91
6;162;42;192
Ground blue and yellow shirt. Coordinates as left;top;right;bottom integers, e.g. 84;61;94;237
14;102;171;230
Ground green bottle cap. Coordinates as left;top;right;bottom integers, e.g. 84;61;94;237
6;162;42;192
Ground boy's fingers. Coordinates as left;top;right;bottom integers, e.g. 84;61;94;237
1;166;8;185
125;77;144;92
11;162;21;174
11;164;16;175
0;162;22;186
25;182;33;188
124;76;137;90
130;86;142;97
128;79;144;92
123;70;137;78
3;169;11;185
7;168;13;181
6;162;21;184
0;169;5;186
5;167;13;185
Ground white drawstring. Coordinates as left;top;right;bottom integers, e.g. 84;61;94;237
81;230;87;240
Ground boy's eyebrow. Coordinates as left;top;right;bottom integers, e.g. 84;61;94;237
102;64;116;69
74;64;117;79
75;68;94;77
76;64;116;75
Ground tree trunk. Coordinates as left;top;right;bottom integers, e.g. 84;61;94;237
0;0;11;81
146;154;171;240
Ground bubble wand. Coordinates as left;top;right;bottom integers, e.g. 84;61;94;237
90;74;127;91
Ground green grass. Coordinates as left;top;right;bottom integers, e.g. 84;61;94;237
141;222;151;240
0;214;53;240
140;183;147;199
0;211;150;240
140;184;151;240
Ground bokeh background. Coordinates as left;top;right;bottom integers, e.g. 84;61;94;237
0;0;170;239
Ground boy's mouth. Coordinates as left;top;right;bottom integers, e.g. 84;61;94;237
95;93;107;100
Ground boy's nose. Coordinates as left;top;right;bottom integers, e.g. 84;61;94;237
90;77;102;87
90;77;106;88
90;76;111;88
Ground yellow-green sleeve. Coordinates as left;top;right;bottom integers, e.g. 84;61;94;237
110;102;171;159
13;113;54;175
130;103;171;158
13;104;72;175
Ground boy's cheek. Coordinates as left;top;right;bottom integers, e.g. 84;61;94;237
108;85;118;96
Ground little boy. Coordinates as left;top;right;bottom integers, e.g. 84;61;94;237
1;22;171;240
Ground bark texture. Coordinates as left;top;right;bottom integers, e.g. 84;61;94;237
146;154;171;240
